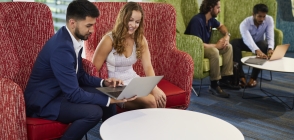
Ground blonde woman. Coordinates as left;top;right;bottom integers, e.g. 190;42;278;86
92;2;166;109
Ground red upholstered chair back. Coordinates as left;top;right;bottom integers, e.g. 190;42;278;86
0;2;54;91
0;2;54;139
0;78;27;139
85;2;194;109
85;2;177;78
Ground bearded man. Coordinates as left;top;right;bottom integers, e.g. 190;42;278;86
185;0;239;98
24;0;136;139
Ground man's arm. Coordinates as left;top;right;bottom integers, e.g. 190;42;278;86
240;19;260;53
265;16;275;50
203;43;216;48
78;52;103;87
217;24;230;37
186;19;218;48
51;46;109;106
217;24;230;48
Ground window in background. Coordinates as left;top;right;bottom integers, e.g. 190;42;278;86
292;0;294;16
34;0;149;32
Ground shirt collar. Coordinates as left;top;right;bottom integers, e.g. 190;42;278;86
250;16;264;26
65;26;83;51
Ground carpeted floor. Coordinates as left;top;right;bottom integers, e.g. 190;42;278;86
84;53;294;140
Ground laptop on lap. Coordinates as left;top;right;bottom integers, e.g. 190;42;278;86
96;76;163;100
244;44;290;65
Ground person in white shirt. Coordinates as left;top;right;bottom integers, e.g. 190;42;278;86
231;3;274;88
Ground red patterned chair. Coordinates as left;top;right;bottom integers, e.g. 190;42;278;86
0;2;69;140
84;2;194;110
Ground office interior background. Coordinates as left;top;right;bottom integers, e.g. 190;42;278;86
1;0;294;139
0;0;293;51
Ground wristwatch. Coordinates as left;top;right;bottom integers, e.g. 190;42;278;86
227;32;231;37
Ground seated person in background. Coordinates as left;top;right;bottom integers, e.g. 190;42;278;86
92;2;166;109
185;0;240;98
24;0;136;139
230;4;274;88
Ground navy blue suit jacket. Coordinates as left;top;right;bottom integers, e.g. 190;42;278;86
24;26;108;120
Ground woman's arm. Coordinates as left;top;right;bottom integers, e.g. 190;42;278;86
141;36;155;76
141;36;166;108
92;35;113;71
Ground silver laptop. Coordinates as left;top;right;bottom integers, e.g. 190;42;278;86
244;44;290;65
96;76;163;100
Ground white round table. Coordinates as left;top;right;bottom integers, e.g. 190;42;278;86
241;56;294;110
241;56;294;73
100;108;244;140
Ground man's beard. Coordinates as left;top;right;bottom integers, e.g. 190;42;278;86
211;12;218;18
74;28;90;40
254;19;263;25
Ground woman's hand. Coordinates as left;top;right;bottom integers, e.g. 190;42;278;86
110;96;137;104
151;87;166;108
103;78;124;87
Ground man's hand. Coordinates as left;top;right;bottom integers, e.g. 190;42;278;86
216;38;227;50
103;78;123;87
267;48;274;58
223;35;230;47
255;49;268;59
151;87;166;108
110;96;137;104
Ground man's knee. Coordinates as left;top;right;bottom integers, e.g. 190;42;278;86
205;47;219;59
226;43;233;51
256;40;268;53
85;105;103;122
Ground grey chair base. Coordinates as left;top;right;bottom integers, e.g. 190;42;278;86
192;79;210;97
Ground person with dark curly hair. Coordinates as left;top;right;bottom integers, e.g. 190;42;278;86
92;2;166;109
185;0;240;98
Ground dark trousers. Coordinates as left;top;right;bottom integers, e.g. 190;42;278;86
56;86;116;140
231;39;268;79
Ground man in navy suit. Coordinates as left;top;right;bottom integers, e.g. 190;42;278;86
24;0;136;139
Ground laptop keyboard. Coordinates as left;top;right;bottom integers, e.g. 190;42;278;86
108;91;122;98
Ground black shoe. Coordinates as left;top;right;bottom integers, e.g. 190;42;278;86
219;79;241;90
209;86;230;98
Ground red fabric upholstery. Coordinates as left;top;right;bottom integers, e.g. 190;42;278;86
0;2;70;140
26;118;69;140
116;79;186;113
0;78;27;140
84;2;194;109
82;59;100;77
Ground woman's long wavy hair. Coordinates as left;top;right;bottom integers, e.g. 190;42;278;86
111;2;144;59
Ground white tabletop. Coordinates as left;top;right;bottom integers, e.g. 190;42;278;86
100;108;244;140
241;56;294;73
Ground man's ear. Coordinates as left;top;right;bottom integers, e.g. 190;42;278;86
210;6;213;12
68;19;76;29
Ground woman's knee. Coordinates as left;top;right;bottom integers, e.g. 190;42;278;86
140;96;157;108
144;99;157;108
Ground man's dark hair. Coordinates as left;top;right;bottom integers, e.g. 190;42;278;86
199;0;220;14
66;0;99;22
253;4;268;14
